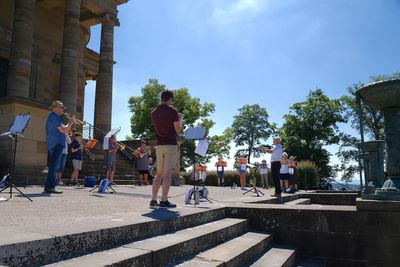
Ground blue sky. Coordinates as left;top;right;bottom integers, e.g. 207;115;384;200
84;0;400;175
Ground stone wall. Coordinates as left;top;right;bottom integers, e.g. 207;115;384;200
0;98;50;183
226;204;400;266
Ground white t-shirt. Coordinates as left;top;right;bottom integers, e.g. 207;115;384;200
259;163;268;175
271;144;283;162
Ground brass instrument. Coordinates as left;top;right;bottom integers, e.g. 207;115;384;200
64;112;136;160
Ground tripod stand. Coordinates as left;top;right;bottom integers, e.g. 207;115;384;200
0;134;32;201
243;166;264;197
184;127;212;206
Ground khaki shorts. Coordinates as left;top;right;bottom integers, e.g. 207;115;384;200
156;145;179;171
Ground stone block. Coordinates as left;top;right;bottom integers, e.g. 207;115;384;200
356;198;400;211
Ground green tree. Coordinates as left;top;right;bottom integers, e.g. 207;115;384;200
280;88;345;177
231;104;276;163
337;72;400;181
128;79;230;168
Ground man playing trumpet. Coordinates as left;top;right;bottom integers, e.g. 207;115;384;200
44;100;75;194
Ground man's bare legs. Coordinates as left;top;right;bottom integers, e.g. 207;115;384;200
152;168;172;202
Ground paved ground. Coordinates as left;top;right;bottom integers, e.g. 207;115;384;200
0;184;278;246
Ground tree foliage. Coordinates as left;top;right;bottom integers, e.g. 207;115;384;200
128;78;231;168
280;88;345;177
231;104;276;163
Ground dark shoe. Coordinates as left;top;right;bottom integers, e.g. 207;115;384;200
270;193;281;197
149;200;159;209
159;200;176;208
44;188;63;194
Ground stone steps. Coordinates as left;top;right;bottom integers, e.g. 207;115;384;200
171;232;272;267
284;198;311;205
45;218;249;267
250;247;296;267
0;208;226;267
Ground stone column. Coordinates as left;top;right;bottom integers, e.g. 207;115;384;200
6;0;35;98
76;63;87;123
94;14;118;139
59;0;82;114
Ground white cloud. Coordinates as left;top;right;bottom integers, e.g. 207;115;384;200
212;0;269;27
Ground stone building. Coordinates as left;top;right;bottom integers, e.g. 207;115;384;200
0;0;128;181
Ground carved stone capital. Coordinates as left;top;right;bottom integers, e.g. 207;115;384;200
100;13;120;27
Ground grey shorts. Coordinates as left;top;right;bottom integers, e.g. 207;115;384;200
72;159;82;170
107;160;116;172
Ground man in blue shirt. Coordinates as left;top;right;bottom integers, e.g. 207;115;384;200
45;100;74;194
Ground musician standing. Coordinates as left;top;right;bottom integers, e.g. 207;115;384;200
44;100;74;194
107;135;118;184
150;90;182;208
215;156;226;187
260;137;283;198
69;133;84;185
134;140;151;185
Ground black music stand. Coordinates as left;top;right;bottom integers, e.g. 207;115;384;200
0;114;32;201
243;164;264;197
185;127;212;205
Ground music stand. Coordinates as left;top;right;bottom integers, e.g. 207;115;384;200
184;127;212;205
243;163;264;197
0;114;33;201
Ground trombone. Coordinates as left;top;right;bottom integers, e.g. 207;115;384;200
63;112;135;160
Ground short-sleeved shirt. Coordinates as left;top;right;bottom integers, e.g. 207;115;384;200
108;142;117;162
270;144;283;162
71;140;83;160
151;104;179;145
46;112;65;149
259;163;268;175
280;159;289;174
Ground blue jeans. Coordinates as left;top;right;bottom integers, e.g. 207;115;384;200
45;144;63;189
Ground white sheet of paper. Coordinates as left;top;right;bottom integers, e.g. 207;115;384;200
195;139;209;157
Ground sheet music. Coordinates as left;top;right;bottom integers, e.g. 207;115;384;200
195;139;209;157
185;127;206;140
10;114;31;134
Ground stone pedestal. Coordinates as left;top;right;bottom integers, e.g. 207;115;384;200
357;79;400;200
362;140;385;192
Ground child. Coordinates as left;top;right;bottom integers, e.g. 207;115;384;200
69;133;84;185
258;159;269;189
215;156;227;187
280;152;290;191
237;155;247;189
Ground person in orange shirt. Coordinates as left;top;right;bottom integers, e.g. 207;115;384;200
215;156;227;187
237;155;247;189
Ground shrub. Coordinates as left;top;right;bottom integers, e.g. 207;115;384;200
296;160;319;189
181;169;273;187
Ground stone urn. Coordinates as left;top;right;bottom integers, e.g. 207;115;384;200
357;79;400;199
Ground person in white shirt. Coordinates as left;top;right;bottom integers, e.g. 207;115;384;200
280;152;290;191
258;137;283;197
258;159;269;189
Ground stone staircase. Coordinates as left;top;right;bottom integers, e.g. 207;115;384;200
0;209;297;267
62;144;141;185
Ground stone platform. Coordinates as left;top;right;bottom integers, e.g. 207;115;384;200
0;186;398;267
0;185;277;241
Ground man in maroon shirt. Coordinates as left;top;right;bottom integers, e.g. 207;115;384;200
150;90;182;208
